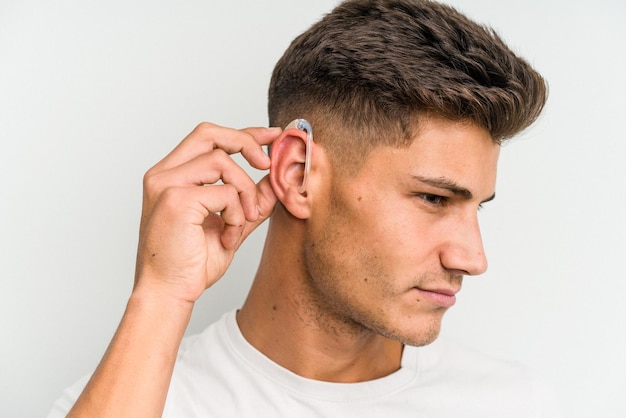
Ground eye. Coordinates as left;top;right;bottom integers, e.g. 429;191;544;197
416;193;448;206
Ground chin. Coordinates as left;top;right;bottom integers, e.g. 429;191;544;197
377;318;443;347
401;329;441;347
389;317;441;347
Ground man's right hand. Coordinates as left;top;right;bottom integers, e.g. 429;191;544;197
134;122;281;304
67;123;280;418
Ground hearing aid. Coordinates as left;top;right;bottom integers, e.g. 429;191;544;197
284;118;313;193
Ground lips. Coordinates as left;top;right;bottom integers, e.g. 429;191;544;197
413;286;459;308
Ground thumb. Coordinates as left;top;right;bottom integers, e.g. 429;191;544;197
238;175;277;246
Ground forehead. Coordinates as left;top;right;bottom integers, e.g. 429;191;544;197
345;116;500;196
408;116;498;167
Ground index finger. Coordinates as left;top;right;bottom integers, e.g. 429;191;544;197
155;123;282;173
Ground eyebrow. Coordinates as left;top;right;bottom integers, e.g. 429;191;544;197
410;175;496;203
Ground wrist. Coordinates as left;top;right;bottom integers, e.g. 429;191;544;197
68;277;196;417
132;268;203;304
128;279;195;327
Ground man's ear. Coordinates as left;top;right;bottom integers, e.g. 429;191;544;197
269;128;311;220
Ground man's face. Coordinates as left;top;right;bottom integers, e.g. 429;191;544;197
303;115;500;346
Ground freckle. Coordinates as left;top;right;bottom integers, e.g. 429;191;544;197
357;196;362;201
364;278;368;283
272;305;278;311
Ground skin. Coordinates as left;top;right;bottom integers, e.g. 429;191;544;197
68;115;499;416
68;124;280;417
238;114;499;382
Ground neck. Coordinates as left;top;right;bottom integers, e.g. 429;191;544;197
237;208;403;383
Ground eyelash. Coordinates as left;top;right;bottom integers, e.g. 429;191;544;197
416;194;485;210
416;193;448;207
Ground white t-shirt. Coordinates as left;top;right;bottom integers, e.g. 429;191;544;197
49;310;561;417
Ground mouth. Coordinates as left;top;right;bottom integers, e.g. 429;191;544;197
412;286;459;308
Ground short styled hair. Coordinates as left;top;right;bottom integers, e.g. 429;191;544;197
268;0;547;170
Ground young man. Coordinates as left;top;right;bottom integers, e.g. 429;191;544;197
51;0;557;416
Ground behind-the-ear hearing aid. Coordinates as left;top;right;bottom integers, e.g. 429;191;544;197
285;119;313;193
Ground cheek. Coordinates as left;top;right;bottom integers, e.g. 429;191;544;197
354;196;432;265
308;181;437;288
305;195;387;289
303;220;399;323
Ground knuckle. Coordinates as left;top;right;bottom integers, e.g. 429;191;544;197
143;169;163;193
210;148;230;164
238;176;256;196
203;149;233;174
239;132;258;153
194;122;218;138
142;168;154;186
239;129;255;143
158;186;184;209
221;183;239;200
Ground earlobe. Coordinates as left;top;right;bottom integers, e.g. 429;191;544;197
269;128;311;219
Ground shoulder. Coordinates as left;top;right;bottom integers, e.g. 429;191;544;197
47;312;234;418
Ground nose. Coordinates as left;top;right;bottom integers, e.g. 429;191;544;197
439;213;488;276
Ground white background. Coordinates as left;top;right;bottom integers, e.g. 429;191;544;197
1;0;624;417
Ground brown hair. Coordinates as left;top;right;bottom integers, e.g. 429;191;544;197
268;0;547;169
